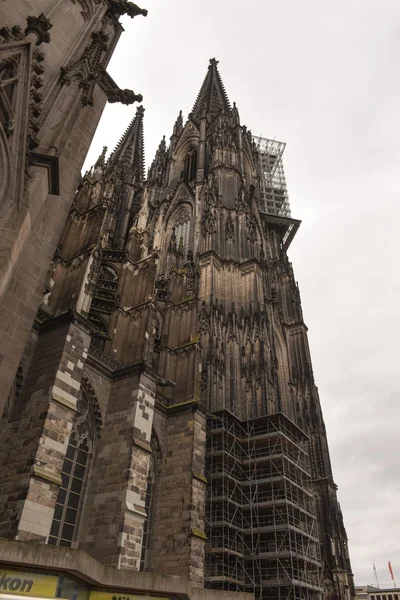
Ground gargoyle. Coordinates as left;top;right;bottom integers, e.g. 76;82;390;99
108;0;148;18
108;88;143;105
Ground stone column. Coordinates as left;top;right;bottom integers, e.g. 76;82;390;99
80;370;156;569
0;314;90;541
148;401;207;586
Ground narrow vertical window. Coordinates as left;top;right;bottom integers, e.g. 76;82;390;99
140;460;155;571
184;148;197;183
175;218;191;257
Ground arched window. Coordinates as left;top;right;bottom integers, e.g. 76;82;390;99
88;313;108;350
99;263;118;283
48;390;97;547
168;210;192;260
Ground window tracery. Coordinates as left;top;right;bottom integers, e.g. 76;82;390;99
99;263;119;282
48;389;97;547
168;210;192;259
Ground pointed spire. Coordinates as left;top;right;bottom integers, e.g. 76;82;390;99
107;105;145;185
148;134;168;186
232;101;240;126
191;58;231;123
94;146;108;170
173;110;183;137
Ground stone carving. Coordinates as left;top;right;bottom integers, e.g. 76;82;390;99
99;264;119;282
61;31;143;107
201;207;216;236
103;249;125;261
108;87;143;105
108;1;148;18
168;227;177;253
236;184;249;214
245;212;257;243
226;312;237;342
231;101;240;126
225;213;234;241
0;38;32;210
25;13;52;45
150;429;162;472
60;31;109;107
174;208;190;227
198;302;210;335
214;114;235;149
80;374;103;435
173;110;183;137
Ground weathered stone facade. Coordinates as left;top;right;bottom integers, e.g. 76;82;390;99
149;403;207;585
0;0;146;412
0;317;91;541
0;45;354;600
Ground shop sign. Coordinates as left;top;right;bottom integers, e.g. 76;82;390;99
0;570;58;598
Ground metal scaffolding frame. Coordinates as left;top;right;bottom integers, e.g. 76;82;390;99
253;136;291;219
205;410;323;600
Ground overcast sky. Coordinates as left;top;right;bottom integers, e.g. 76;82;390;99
84;0;400;587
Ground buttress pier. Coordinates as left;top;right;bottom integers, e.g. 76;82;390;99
0;59;354;600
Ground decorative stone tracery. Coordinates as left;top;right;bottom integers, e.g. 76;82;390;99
0;16;51;212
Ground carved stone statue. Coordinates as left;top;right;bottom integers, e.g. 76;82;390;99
225;213;234;241
168;227;177;253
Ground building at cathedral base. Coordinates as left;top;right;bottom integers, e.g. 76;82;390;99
0;539;251;600
0;57;354;600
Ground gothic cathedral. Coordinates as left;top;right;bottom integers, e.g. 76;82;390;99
0;5;354;598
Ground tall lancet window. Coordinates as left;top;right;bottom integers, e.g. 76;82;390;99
175;218;191;257
48;390;97;547
184;148;197;183
139;458;155;571
169;210;192;260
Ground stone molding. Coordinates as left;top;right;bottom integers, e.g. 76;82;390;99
29;152;60;195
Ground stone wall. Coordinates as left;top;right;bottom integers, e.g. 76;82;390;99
80;370;156;569
149;402;207;586
0;316;90;540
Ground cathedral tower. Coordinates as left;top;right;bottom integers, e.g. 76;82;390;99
0;59;354;600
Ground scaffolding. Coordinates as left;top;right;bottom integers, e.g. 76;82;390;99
253;136;291;218
205;410;323;600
